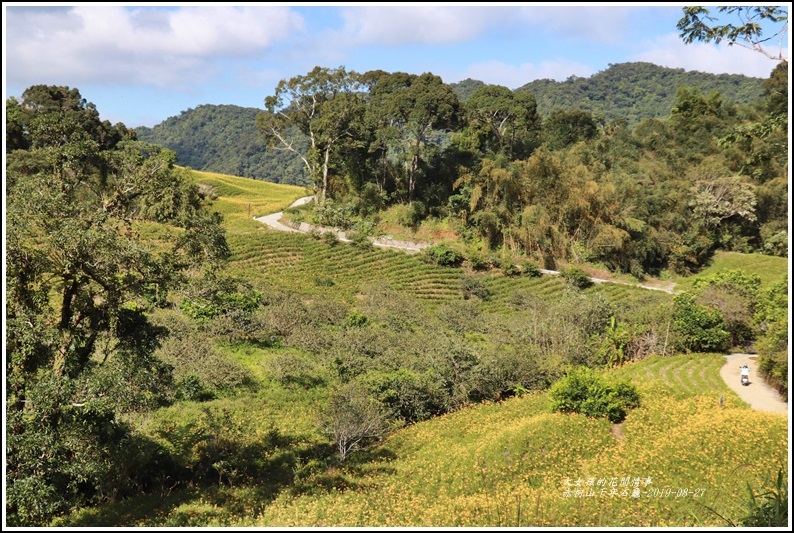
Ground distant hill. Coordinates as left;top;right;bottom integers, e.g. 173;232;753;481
514;62;766;124
449;78;486;103
135;104;309;186
136;63;766;184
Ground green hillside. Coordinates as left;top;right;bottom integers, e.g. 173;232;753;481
136;104;309;186
47;169;786;528
134;62;766;187
60;353;786;527
515;62;765;124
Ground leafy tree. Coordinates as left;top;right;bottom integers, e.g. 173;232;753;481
691;270;761;347
6;86;229;525
257;66;364;203
543;108;598;150
753;278;788;395
719;60;788;184
671;293;731;352
367;71;461;203
677;6;789;61
464;84;541;158
688;175;757;229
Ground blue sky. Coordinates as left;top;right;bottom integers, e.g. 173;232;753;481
3;3;790;128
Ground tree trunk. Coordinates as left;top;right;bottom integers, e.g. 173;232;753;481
321;145;331;205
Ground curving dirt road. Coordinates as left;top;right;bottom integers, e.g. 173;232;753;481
254;196;429;252
720;354;788;414
254;196;676;292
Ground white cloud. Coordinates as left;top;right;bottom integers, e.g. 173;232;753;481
631;33;788;79
517;6;633;45
335;5;637;47
444;59;595;90
5;6;305;88
337;6;510;46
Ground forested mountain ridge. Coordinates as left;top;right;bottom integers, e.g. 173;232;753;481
513;61;765;124
136;63;765;185
135;104;309;186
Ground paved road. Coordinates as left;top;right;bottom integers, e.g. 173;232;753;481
720;353;788;414
253;196;313;233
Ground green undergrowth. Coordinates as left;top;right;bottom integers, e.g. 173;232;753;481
56;171;785;527
60;353;786;527
671;251;788;292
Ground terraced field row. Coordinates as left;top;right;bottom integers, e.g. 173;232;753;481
478;274;567;311
610;353;733;399
227;231;462;301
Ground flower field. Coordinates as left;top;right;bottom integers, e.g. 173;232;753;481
229;354;786;527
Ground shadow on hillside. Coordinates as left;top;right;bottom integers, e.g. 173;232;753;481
60;436;398;526
288;446;398;498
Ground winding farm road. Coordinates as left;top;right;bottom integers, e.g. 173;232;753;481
254;196;676;293
256;200;788;414
254;196;312;233
720;354;788;414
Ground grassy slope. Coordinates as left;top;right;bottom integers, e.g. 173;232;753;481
239;355;786;527
671;251;789;292
66;355;787;527
60;171;788;527
189;168;308;229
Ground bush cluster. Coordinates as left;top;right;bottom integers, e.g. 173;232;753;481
562;266;593;289
422;244;464;267
548;366;640;423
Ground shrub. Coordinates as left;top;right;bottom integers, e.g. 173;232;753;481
179;273;264;322
522;261;542;277
176;374;214;401
361;369;446;423
397;200;427;228
548;366;640;423
155;328;254;394
263;351;327;389
357;182;386;217
562;266;593;289
466;249;489;271
460;274;492;301
315;230;336;246
672;292;730;352
345;310;369;328
502;262;521;276
313;276;335;287
347;230;373;249
422;244;464;267
311;200;356;229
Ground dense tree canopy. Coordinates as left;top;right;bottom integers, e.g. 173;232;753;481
515;62;764;124
6;86;230;525
135;63;766;188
